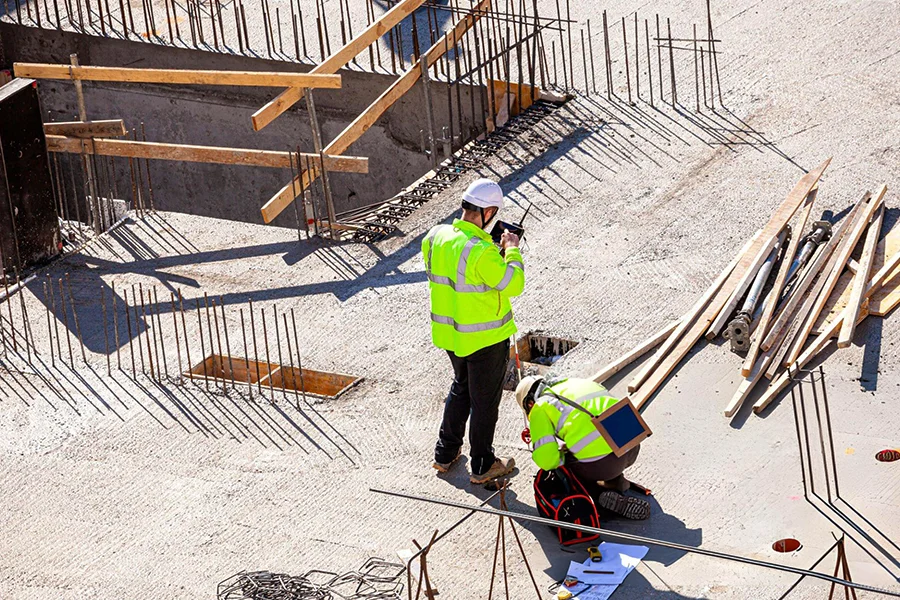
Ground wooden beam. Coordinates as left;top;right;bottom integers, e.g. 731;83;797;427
45;135;368;172
591;320;679;385
761;189;870;352
705;232;780;340
14;63;341;88
784;185;886;365
837;204;884;348
753;245;900;414
725;348;773;418
251;0;427;131
626;233;757;393
626;158;831;410
741;191;815;377
260;0;493;224
43;119;127;138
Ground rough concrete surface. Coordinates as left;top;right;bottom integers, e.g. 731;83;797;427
1;0;900;599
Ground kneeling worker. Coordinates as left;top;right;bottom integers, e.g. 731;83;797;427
516;375;651;520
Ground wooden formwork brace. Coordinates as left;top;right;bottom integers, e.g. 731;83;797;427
260;0;494;224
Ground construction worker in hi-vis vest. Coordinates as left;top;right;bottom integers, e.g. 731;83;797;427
515;376;651;520
423;178;525;484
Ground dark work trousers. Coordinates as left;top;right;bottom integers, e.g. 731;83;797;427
434;338;510;475
567;445;641;497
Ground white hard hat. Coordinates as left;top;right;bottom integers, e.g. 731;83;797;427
462;178;504;209
515;375;544;414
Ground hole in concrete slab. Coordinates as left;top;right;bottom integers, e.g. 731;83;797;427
772;538;802;553
504;333;580;391
186;354;361;399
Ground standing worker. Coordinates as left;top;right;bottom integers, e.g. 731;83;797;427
516;375;651;520
424;178;525;484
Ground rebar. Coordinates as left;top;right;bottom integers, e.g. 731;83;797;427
220;297;236;392
124;288;137;375
112;283;121;371
171;292;183;384
153;287;168;379
101;286;111;375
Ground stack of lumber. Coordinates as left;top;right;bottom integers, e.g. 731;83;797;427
591;158;900;418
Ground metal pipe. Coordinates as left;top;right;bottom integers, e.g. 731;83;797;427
370;488;900;598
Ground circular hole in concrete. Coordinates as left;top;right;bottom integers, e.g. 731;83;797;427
772;538;802;553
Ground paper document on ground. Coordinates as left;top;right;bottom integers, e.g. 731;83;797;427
598;542;650;572
567;560;629;584
571;583;618;600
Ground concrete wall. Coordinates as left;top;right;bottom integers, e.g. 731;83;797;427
0;23;483;227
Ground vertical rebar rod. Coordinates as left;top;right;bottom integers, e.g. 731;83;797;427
130;286;146;375
420;57;438;168
58;279;73;367
602;10;611;99
4;275;16;353
101;286;111;375
124;289;137;375
65;273;87;362
667;18;676;106
179;290;192;380
171;292;183;384
580;27;587;95
43;282;55;367
707;0;723;106
564;0;573;89
239;308;252;396
273;305;286;399
554;0;566;90
220;297;236;393
153;287;168;379
112;283;121;371
249;299;262;396
140;123;155;211
809;371;832;502
586;19;596;95
634;13;640;101
139;285;156;379
700;47;707;109
282;312;300;407
204;292;222;391
622;17;631;104
196;299;209;391
656;14;663;102
261;307;274;401
693;24;700;112
211;297;226;391
818;366;841;500
289;308;307;406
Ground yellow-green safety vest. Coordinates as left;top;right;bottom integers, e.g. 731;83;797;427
422;218;525;357
528;378;619;471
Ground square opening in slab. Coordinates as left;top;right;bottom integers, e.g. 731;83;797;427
187;354;275;384
504;333;580;390
185;354;362;399
266;365;362;399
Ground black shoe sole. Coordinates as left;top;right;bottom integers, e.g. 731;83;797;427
596;491;651;520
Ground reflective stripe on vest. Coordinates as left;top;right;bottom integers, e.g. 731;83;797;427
426;232;518;294
543;389;609;434
431;311;513;333
569;430;603;454
532;435;557;450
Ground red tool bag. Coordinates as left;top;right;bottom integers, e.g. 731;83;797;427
533;467;601;546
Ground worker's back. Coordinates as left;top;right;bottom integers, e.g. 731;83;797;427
422;218;524;357
529;378;619;470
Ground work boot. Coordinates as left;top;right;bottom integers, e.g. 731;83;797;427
598;474;630;493
432;450;462;473
596;490;651;520
470;457;516;484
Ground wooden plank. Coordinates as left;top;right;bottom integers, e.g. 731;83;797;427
753;245;900;414
45;135;369;172
251;0;427;131
43;119;127;138
14;63;342;88
260;0;493;224
784;185;886;366
626;158;831;410
741;191;815;377
706;232;780;340
591;320;679;385
626;233;757;394
761;190;870;352
838;203;884;347
815;221;900;328
725;349;773;417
